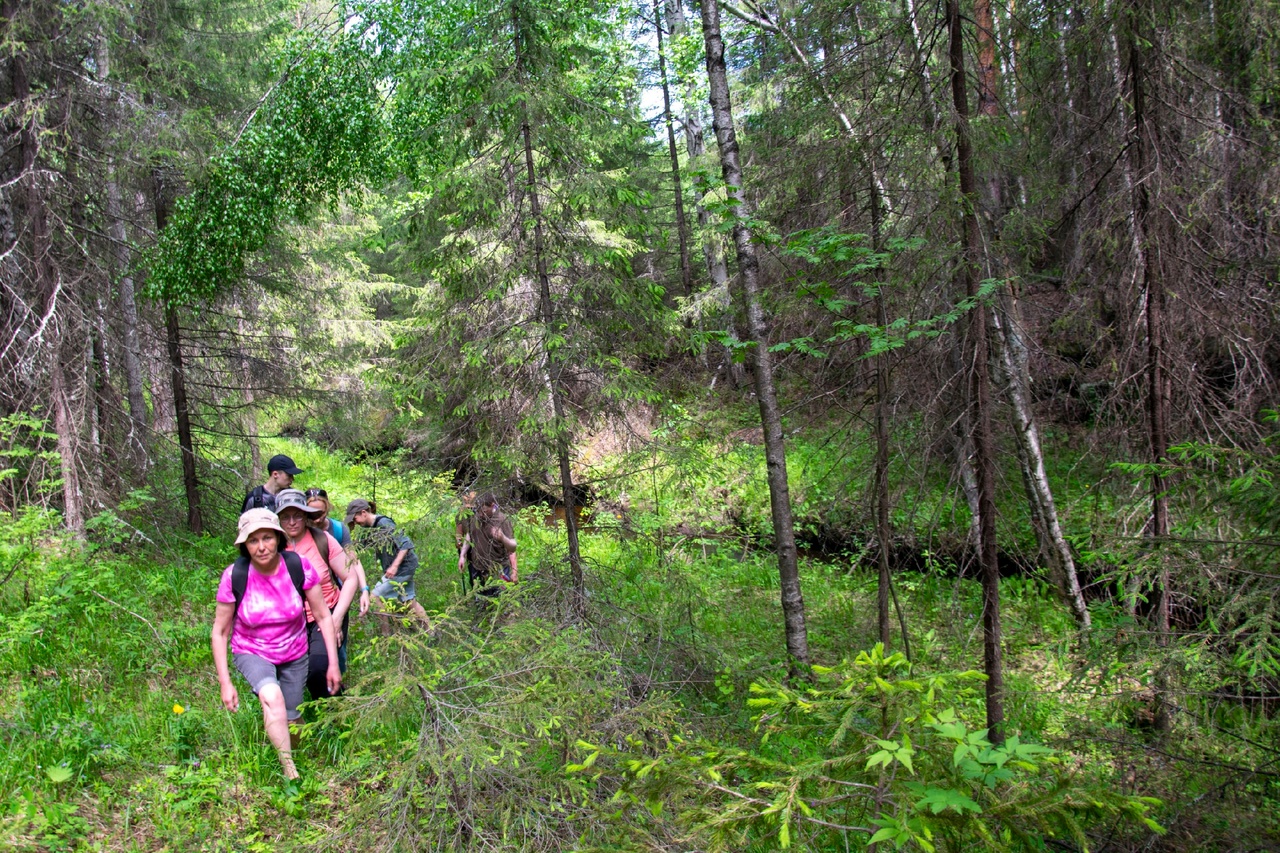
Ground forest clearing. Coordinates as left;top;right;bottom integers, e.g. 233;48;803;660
2;0;1279;850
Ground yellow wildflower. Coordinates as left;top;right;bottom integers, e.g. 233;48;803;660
173;703;185;715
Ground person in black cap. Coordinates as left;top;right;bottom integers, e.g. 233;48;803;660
242;454;303;513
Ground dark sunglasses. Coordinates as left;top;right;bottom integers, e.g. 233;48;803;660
305;488;327;499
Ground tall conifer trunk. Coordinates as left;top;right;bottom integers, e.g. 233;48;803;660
969;0;1090;628
7;5;83;534
701;0;809;674
154;168;203;535
872;187;896;653
655;0;693;301
948;0;1004;742
97;35;149;469
513;1;585;613
1125;0;1172;733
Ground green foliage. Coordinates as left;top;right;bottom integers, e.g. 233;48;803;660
148;36;385;305
579;645;1162;851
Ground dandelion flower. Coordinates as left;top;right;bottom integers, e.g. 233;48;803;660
173;704;185;715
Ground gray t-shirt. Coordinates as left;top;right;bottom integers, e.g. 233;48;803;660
364;515;419;580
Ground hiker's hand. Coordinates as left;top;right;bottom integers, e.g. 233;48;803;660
458;555;466;571
326;664;342;695
359;590;370;616
384;566;397;579
335;626;344;646
220;681;239;713
488;525;502;540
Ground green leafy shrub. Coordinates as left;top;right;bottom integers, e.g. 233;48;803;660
577;645;1162;851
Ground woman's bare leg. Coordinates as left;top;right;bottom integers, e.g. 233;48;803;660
259;683;298;779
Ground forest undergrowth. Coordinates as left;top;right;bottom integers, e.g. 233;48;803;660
0;432;1276;852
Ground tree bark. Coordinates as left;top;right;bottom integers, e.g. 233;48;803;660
514;1;584;614
971;0;1088;630
7;5;84;534
97;32;149;468
238;310;262;484
155;168;203;536
701;0;810;675
107;169;149;463
1125;0;1172;734
948;0;1003;743
871;191;896;653
655;0;694;301
990;295;1091;627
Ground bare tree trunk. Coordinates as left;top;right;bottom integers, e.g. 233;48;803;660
672;0;740;386
237;310;262;483
1124;0;1172;734
7;7;83;534
948;340;983;550
97;33;148;468
107;171;149;461
655;0;694;301
149;352;176;433
972;0;1087;631
155;168;203;535
514;3;584;614
702;0;810;675
872;195;895;652
991;295;1091;627
948;0;1003;743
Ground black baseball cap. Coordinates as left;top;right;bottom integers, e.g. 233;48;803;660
267;454;303;476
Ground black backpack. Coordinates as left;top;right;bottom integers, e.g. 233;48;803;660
231;550;306;617
242;485;277;513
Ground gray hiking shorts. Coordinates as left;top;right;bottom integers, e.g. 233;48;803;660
371;575;417;601
233;652;308;721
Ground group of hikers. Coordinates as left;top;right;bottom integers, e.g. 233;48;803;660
210;453;519;779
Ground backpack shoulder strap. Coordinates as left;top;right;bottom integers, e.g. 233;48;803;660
310;527;331;568
281;550;307;600
309;528;340;588
231;556;251;616
231;553;306;619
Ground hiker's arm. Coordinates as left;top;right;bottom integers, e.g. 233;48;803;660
506;552;518;583
304;585;342;694
493;517;517;552
458;535;471;570
211;602;239;712
351;557;370;616
331;567;358;638
489;524;517;553
384;548;409;578
328;540;356;632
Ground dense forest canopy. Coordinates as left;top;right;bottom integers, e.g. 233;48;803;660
2;0;1278;849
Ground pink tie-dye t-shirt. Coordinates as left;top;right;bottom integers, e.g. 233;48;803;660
216;556;321;664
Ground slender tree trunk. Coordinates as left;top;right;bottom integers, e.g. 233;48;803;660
671;0;739;385
948;0;1003;743
655;0;694;301
991;296;1091;627
872;191;894;652
702;0;809;675
238;311;262;484
514;2;584;613
155;168;203;535
969;0;1088;630
107;170;149;461
1125;0;1172;733
97;33;148;468
8;6;84;534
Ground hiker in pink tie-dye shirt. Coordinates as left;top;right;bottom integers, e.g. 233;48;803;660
211;509;340;780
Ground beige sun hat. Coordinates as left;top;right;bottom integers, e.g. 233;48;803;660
235;508;286;545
